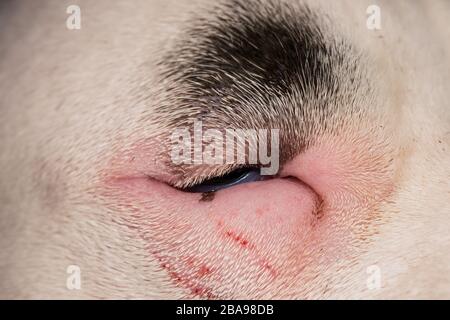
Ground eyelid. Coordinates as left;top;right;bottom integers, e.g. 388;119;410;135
168;163;247;189
184;168;265;193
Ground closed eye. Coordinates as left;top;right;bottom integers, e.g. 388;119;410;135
184;168;270;193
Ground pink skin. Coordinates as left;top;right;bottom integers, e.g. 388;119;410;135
97;133;394;299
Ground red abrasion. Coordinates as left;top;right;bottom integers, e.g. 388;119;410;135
258;259;278;278
224;230;254;249
152;251;216;299
219;225;277;278
197;265;213;277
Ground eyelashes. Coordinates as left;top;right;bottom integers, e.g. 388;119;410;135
183;167;269;193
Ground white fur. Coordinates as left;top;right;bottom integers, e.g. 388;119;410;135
0;0;449;299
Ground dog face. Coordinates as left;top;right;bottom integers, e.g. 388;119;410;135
0;0;449;299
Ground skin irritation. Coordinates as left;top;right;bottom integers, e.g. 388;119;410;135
150;214;278;298
157;220;278;298
0;0;450;301
218;220;278;277
152;251;217;299
94;0;398;299
99;128;395;299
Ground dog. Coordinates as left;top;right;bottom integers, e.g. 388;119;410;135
0;0;449;299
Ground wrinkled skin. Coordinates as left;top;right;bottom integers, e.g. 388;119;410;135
0;0;449;299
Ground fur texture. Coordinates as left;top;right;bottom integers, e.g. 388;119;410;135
0;0;449;299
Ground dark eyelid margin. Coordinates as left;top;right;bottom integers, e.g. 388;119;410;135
183;168;265;193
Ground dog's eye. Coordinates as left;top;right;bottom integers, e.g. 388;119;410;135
185;168;267;193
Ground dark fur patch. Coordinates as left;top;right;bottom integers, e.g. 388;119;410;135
155;0;368;177
163;0;340;101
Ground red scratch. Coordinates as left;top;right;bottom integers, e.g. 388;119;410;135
197;264;212;277
185;256;195;267
259;259;278;278
217;222;277;277
224;230;254;249
151;252;217;299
